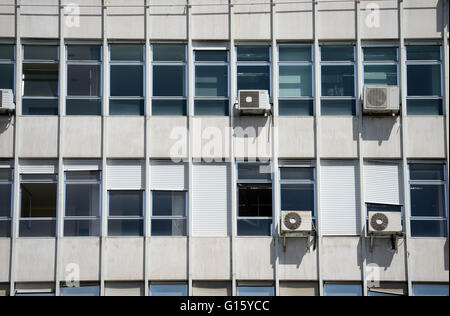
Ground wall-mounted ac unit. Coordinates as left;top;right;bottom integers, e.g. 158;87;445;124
0;89;15;114
363;86;400;115
281;211;313;235
237;90;271;115
368;211;403;235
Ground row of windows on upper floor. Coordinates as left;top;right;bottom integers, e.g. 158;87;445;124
0;161;447;239
0;43;444;116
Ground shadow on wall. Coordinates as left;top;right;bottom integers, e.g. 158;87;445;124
437;0;447;33
0;116;13;135
366;238;401;272
445;238;449;272
361;116;399;146
278;237;315;267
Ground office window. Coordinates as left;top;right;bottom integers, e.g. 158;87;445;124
66;45;102;115
61;285;100;296
19;174;57;237
194;50;229;116
368;283;407;296
64;171;101;237
279;45;313;116
22;45;59;115
413;284;449;297
0;44;15;93
324;283;363;296
409;164;448;237
363;47;398;86
108;191;144;236
0;169;12;237
237;46;271;94
406;46;443;115
152;44;187;116
110;44;144;115
321;46;356;116
150;284;188;297
151;191;187;236
15;283;55;296
237;286;275;297
237;163;273;236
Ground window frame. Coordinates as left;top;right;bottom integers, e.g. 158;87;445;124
107;190;145;237
0;168;13;238
0;43;16;96
150;190;188;237
362;45;400;87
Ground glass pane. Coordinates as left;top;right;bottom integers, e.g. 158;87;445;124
279;46;312;62
21;174;57;181
22;99;59;115
279;66;312;97
24;45;58;60
195;65;228;97
151;219;187;237
367;204;402;213
0;185;11;217
19;219;56;237
237;219;272;236
238;185;272;217
411;220;448;238
407;99;443;115
0;45;14;60
0;169;12;181
108;219;143;237
195;100;229;116
364;65;398;86
321;46;354;62
0;64;14;90
413;284;449;296
0;220;11;238
321;100;356;116
110;100;144;116
279;100;313;116
368;291;401;297
238;164;272;180
322;65;355;97
152;191;186;217
23;63;59;97
153;65;185;97
237;66;270;92
110;45;144;61
324;284;362;296
64;219;100;237
364;47;397;61
66;99;102;116
61;286;100;296
150;284;187;296
410;184;446;217
407;46;441;61
152;100;186;116
65;184;100;217
407;65;441;96
237;46;270;62
280;168;314;181
67;65;101;96
109;191;143;216
66;171;101;181
16;292;55;297
110;65;143;97
410;164;445;181
20;183;57;218
195;50;227;62
153;45;186;62
281;184;314;212
68;45;101;61
238;287;274;297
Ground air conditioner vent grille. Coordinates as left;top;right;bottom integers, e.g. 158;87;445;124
239;91;260;108
367;88;388;108
370;212;389;231
284;212;302;230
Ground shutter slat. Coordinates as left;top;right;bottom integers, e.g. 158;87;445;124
64;160;101;171
364;161;403;205
150;161;187;191
19;160;57;174
107;161;144;190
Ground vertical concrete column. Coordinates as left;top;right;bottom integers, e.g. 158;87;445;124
443;0;449;224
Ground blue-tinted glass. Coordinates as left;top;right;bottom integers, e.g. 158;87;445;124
66;99;102;116
238;164;272;180
64;219;100;237
368;291;401;297
413;284;449;296
364;65;398;86
66;171;101;181
321;100;356;116
68;45;101;61
24;45;58;60
321;46;354;62
0;170;11;181
110;65;143;97
0;45;14;60
65;184;100;217
237;66;270;92
279;66;312;97
22;99;59;115
152;100;186;116
324;284;362;296
110;100;144;116
0;220;11;237
152;191;186;217
407;65;441;96
322;65;355;97
237;46;270;62
0;64;14;90
410;164;445;181
411;220;448;238
23;63;59;97
151;284;188;296
407;46;441;61
195;51;228;62
110;45;144;61
68;65;101;96
195;100;229;116
19;220;56;237
407;99;443;115
151;219;187;236
153;65;186;97
61;286;100;296
108;219;143;237
16;292;55;297
109;191;142;216
0;184;11;217
153;45;186;62
367;204;402;213
238;287;274;297
281;184;314;212
280;168;314;180
279;46;312;62
237;219;272;236
364;47;397;61
279;100;313;116
195;65;228;97
411;184;446;217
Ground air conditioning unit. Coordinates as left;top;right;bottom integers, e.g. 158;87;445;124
237;90;271;115
281;211;313;235
368;211;403;235
0;89;15;113
363;85;400;115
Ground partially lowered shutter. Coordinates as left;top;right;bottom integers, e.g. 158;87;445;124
107;160;144;190
64;160;101;171
364;161;403;205
150;160;187;191
19;160;57;174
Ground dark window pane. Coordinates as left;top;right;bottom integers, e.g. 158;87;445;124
152;191;186;217
152;100;186;116
407;46;441;61
238;164;272;180
407;65;441;96
65;184;100;217
153;65;185;97
195;65;228;97
279;66;313;97
0;45;14;60
153;45;186;62
110;45;144;61
322;65;355;97
108;219;143;237
151;219;187;237
281;184;314;212
279;46;312;62
364;47;397;62
410;184;446;217
407;99;443;115
410;164;445;181
364;65;398;86
23;63;59;97
195;51;227;62
279;100;313;116
237;66;270;92
21;174;57;181
411;220;448;238
238;185;272;217
61;286;100;296
110;65;143;97
0;64;14;90
19;219;56;237
0;220;11;237
195;100;229;116
367;204;402;213
321;46;354;62
64;219;100;237
68;65;101;96
68;45;101;61
66;171;101;181
150;284;188;296
0;184;12;217
110;100;144;116
109;191;143;216
237;46;270;62
24;45;58;60
20;183;57;218
22;99;58;115
321;100;356;116
237;219;272;236
0;169;12;181
280;168;314;181
66;99;102;116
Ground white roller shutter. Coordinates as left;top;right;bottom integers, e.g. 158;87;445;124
192;163;230;237
19;160;57;174
0;161;13;169
64;160;101;171
107;160;144;190
150;161;187;191
364;161;403;205
320;161;361;236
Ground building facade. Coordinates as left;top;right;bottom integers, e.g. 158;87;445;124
0;0;449;296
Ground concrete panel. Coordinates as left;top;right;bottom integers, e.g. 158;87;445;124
278;117;315;159
236;237;275;280
149;0;187;40
21;0;59;39
59;238;100;281
107;117;145;158
104;237;144;281
0;116;14;158
191;237;231;280
360;0;399;40
148;237;188;280
0;0;15;38
149;117;188;159
62;116;102;158
15;238;56;282
234;116;272;160
107;0;145;40
279;238;318;281
18;116;58;158
0;239;10;282
362;116;401;159
320;117;358;158
63;0;102;39
322;237;362;281
192;117;230;160
191;0;229;40
234;0;271;41
318;0;356;40
409;238;449;282
365;238;407;282
276;0;313;41
406;116;446;159
404;0;444;39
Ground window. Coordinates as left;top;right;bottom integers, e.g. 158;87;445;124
324;283;363;296
108;191;144;236
406;46;443;115
0;44;15;93
150;284;188;297
15;283;55;296
409;164;448;237
151;191;187;236
237;163;273;236
64;171;101;237
60;285;100;296
237;286;274;297
237;45;271;94
152;44;187;116
19;174;57;237
194;50;229;116
363;47;398;86
22;45;59;115
320;46;356;116
66;45;102;115
368;283;407;296
110;44;144;115
0;169;13;237
413;284;449;297
278;45;314;116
